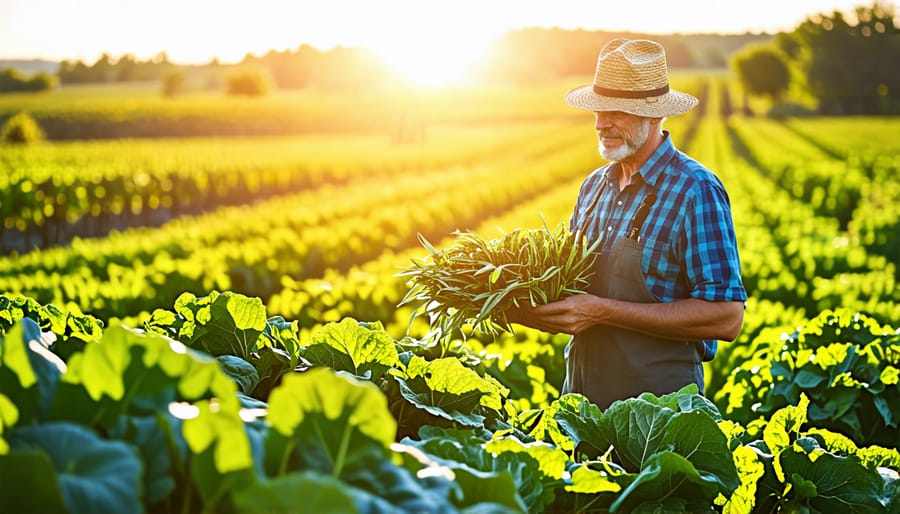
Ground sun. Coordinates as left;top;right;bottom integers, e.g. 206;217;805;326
365;30;495;89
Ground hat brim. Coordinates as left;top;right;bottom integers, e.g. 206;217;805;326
564;84;698;118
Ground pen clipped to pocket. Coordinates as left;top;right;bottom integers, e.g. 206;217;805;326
626;193;658;242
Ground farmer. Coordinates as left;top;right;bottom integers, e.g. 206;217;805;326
509;38;746;410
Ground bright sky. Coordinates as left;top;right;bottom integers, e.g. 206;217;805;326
0;0;890;86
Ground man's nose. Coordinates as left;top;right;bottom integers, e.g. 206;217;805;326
595;113;612;130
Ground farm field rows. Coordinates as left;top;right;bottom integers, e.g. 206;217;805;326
1;76;898;512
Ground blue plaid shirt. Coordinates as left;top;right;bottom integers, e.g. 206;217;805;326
570;132;746;358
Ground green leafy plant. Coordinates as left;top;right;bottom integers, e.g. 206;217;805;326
399;222;597;344
0;317;253;514
719;396;900;513
144;291;298;400
0;294;103;361
716;309;900;448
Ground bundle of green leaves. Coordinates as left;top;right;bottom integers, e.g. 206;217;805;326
399;222;598;341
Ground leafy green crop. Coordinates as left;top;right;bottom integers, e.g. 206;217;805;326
399;222;597;344
716;308;900;448
145;290;298;400
3;292;899;513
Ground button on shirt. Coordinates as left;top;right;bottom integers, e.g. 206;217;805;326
569;132;747;356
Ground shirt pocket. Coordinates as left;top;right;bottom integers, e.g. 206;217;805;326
640;239;676;301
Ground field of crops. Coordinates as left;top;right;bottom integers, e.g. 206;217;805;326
1;74;898;513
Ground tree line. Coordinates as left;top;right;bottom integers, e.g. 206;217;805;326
731;2;897;115
1;2;895;114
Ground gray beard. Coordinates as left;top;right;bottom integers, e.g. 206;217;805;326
599;118;651;161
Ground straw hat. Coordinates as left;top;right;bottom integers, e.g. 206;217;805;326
565;38;698;117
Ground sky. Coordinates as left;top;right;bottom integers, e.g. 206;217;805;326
0;0;891;85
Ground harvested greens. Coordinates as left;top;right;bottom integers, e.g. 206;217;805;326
399;222;598;341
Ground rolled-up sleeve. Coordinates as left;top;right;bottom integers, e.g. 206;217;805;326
682;181;747;303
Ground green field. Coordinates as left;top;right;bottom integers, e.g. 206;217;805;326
2;75;898;513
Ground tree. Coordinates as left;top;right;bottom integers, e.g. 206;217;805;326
0;68;57;93
731;43;791;112
776;2;900;114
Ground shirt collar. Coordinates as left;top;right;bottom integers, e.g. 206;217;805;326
601;130;677;190
637;130;676;188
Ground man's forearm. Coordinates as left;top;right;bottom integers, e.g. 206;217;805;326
517;294;745;341
591;296;744;342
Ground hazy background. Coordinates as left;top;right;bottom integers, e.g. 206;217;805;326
0;0;885;86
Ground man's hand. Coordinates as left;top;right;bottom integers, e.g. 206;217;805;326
506;294;603;335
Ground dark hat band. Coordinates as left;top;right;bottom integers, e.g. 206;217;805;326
592;84;670;99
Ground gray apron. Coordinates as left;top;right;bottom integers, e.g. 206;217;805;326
562;208;705;411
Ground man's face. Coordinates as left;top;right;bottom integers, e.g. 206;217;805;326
594;111;650;162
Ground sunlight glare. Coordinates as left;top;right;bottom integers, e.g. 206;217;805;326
367;31;494;88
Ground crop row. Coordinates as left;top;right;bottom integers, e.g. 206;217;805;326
1;121;573;250
0;126;600;321
692;79;900;393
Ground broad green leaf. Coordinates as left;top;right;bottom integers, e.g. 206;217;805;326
0;318;65;425
402;425;495;470
452;466;528;513
59;323;251;474
108;413;181;504
552;393;605;458
58;325;131;401
764;394;809;456
401;356;505;413
399;426;537;512
566;463;622;494
395;374;486;427
513;405;575;453
856;445;900;470
790;472;818;499
181;396;254;475
717;419;747;449
217;355;260;395
227;293;267;332
168;291;266;360
233;471;359;514
662;410;740;493
781;437;886;513
609;451;721;513
265;368;396;476
263;315;301;361
882;366;899;386
486;436;569;480
0;449;68;513
492;452;547;513
805;427;859;455
638;384;723;420
764;394;810;483
1;320;38;390
341;453;462;514
722;444;765;514
597;398;674;472
8;422;142;514
793;367;827;388
303;318;400;381
0;394;16;454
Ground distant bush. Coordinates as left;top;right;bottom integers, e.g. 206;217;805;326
0;68;58;93
161;69;186;97
225;68;273;96
1;112;45;144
